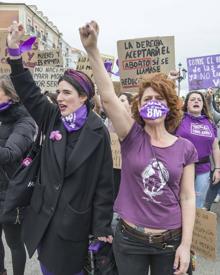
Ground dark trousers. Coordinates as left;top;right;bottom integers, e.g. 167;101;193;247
0;223;26;275
113;221;192;275
204;181;220;210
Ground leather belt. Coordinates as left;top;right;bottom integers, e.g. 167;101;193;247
195;156;210;165
120;219;181;244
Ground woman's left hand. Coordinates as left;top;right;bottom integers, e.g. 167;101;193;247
173;244;190;275
79;21;99;53
97;235;113;244
212;169;220;184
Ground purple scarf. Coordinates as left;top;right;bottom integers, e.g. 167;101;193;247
0;101;12;112
61;104;88;132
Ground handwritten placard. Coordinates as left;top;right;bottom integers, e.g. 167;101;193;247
76;54;114;82
33;66;65;93
117;36;175;93
187;54;220;90
110;132;121;169
0;63;11;75
192;208;217;260
37;50;63;67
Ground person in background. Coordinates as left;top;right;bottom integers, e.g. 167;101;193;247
112;92;133;200
7;21;113;275
80;20;197;275
0;75;35;275
176;91;220;208
203;88;220;209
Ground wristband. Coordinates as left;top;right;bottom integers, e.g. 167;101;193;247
214;168;220;170
7;47;21;56
7;36;36;57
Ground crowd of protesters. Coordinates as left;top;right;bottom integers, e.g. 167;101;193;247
0;20;219;275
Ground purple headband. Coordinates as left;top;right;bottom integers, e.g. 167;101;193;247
64;69;94;99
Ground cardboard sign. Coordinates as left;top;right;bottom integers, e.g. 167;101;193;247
187;54;220;90
0;63;11;75
0;31;8;63
110;132;121;169
37;50;63;67
76;54;114;82
192;208;217;260
33;66;65;93
117;36;175;92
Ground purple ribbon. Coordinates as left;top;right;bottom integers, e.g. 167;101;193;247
7;36;36;56
88;240;104;253
61;104;88;132
104;59;120;77
0;101;12;112
139;100;169;120
20;36;36;53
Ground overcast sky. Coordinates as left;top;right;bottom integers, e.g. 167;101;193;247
3;0;220;91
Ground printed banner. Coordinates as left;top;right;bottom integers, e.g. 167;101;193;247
33;66;65;92
117;36;175;92
187;54;220;90
192;208;217;260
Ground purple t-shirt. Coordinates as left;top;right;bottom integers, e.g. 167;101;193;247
114;122;198;230
175;113;217;174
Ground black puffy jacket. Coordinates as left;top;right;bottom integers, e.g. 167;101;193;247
0;103;35;202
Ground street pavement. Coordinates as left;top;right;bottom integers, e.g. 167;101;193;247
3;203;220;274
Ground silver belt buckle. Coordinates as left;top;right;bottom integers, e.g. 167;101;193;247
148;234;153;243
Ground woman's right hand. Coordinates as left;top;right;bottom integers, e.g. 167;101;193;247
7;21;25;49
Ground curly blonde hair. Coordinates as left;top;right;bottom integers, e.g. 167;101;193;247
131;73;183;133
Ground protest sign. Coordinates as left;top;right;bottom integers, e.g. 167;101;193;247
37;50;63;67
187;54;220;90
117;36;175;93
0;63;11;75
192;208;217;260
110;132;121;169
76;54;114;82
33;66;65;92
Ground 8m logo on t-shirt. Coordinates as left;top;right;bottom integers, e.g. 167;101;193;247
191;123;212;137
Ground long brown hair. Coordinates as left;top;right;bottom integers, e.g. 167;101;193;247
131;73;183;133
183;91;212;120
0;75;19;103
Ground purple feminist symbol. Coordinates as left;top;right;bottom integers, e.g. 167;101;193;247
139;100;169;120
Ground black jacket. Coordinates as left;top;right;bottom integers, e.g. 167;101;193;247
10;60;114;275
0;104;35;215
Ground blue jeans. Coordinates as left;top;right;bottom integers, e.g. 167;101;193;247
204;181;220;210
195;172;210;208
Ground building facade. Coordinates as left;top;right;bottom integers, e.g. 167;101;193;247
0;2;83;67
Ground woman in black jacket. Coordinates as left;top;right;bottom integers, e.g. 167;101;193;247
0;74;35;275
6;22;114;275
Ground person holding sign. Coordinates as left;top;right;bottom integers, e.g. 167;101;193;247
80;21;197;275
176;91;220;208
6;21;114;275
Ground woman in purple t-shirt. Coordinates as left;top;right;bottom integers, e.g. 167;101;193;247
80;21;198;275
176;91;220;208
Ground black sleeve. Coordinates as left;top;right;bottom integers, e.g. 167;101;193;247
0;116;36;165
8;58;57;129
91;128;114;237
